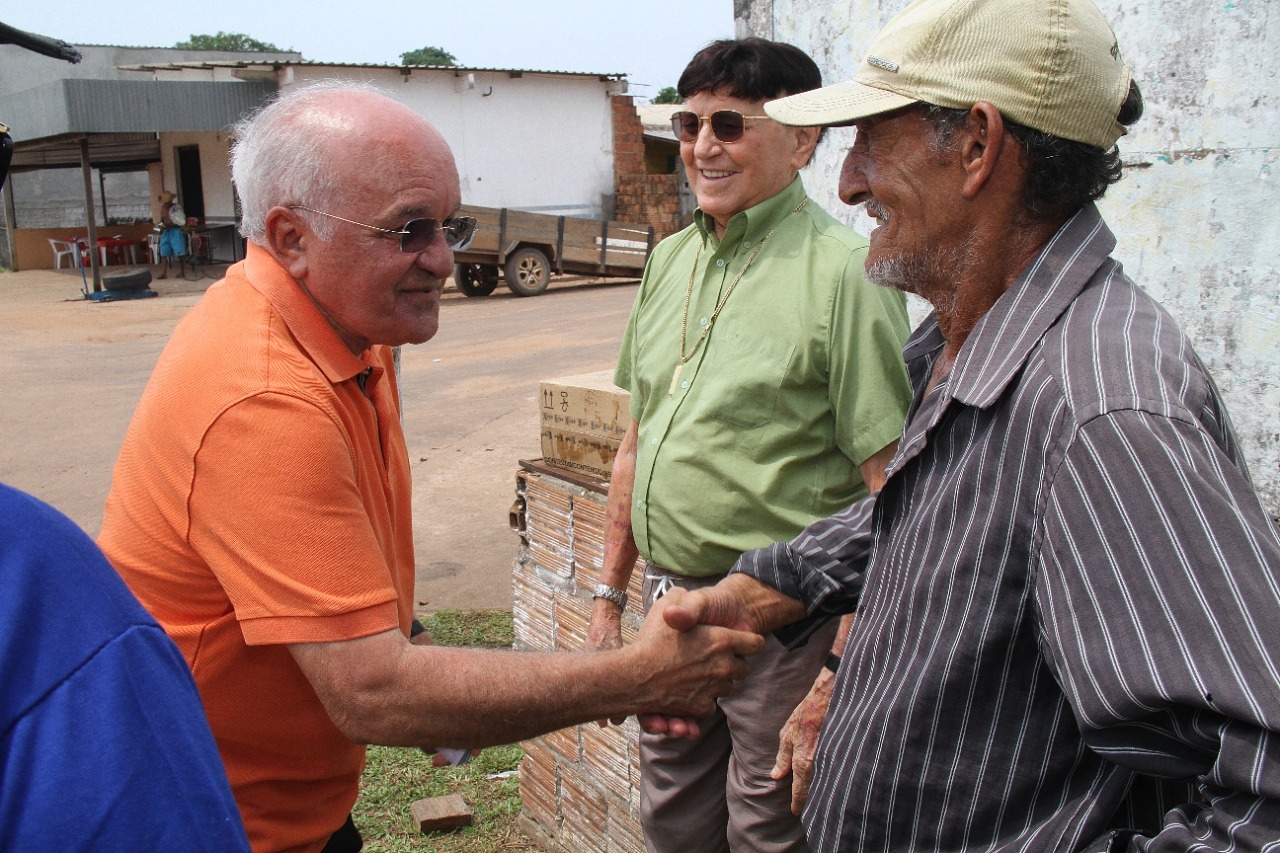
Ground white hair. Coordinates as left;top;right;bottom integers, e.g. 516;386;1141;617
230;80;386;244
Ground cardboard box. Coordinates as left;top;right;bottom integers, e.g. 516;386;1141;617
539;370;630;480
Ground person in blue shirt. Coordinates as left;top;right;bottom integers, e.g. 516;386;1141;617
0;482;249;852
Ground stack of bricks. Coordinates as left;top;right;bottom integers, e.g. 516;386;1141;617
512;459;648;853
611;95;684;241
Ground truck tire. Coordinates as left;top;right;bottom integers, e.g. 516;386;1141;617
454;263;498;297
504;247;551;296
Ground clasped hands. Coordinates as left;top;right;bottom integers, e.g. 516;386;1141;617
583;576;778;738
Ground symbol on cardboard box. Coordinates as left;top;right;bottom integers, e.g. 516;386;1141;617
559;391;570;412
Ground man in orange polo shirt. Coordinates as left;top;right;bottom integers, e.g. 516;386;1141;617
99;83;761;853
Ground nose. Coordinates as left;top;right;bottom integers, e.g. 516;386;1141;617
692;120;724;159
414;234;454;279
838;133;871;207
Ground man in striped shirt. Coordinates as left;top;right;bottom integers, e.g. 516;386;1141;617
657;0;1280;849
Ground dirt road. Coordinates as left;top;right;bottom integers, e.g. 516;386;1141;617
0;266;639;611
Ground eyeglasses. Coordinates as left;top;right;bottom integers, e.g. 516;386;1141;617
671;110;772;144
289;205;477;253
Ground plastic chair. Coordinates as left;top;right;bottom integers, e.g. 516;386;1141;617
147;232;161;264
48;238;83;269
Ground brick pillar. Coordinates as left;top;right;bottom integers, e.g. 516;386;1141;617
611;96;684;241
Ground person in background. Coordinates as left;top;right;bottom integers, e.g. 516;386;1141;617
99;83;762;853
155;189;186;279
0;482;250;852
657;0;1280;849
586;38;913;853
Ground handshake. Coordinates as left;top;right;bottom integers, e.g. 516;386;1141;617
600;575;806;738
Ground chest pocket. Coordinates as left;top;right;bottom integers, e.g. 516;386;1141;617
694;326;795;429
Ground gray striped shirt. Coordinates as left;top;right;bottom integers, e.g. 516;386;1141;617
734;204;1280;851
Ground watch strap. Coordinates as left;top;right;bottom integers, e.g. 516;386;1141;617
592;583;628;610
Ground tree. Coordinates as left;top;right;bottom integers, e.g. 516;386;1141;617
399;46;456;66
651;86;681;104
175;32;280;51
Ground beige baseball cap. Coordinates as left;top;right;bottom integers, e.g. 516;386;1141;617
765;0;1132;150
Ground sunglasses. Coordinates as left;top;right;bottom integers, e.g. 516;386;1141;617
671;110;772;144
289;205;477;253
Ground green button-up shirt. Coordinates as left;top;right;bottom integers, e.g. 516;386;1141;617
615;177;912;576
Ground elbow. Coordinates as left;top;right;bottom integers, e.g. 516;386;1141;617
323;694;386;745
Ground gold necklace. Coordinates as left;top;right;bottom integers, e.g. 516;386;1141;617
668;197;808;396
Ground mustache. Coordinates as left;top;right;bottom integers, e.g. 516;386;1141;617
864;198;888;220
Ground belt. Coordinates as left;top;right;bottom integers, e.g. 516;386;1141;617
643;561;726;599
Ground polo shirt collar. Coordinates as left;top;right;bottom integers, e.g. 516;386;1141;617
242;242;372;385
692;175;808;248
940;203;1117;410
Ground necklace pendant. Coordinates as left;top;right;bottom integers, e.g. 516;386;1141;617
668;362;684;397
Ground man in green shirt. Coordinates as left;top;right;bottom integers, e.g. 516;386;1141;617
586;38;913;852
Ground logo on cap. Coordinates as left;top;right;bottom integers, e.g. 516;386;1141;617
867;55;899;72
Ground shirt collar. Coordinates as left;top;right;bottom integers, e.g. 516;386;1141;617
241;242;373;385
920;203;1117;410
692;175;808;248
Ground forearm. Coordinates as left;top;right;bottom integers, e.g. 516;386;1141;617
831;612;853;656
731;498;873;648
333;641;669;748
293;597;760;750
590;420;640;634
599;419;640;590
701;572;807;635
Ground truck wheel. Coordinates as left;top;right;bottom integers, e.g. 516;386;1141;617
454;263;498;297
504;247;551;296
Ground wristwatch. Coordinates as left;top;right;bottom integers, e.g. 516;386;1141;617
592;583;628;610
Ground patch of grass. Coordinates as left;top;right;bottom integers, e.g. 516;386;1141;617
353;610;533;852
418;609;515;648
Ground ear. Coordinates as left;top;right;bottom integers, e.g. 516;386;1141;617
790;124;822;171
957;102;1009;198
262;206;311;279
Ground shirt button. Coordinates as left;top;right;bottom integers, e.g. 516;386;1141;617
699;316;709;326
743;240;752;248
716;258;726;268
680;380;689;389
650;437;658;445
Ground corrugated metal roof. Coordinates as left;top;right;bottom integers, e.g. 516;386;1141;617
0;78;275;140
9;132;160;169
120;59;627;80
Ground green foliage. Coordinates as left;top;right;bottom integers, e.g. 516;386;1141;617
352;610;525;850
651;86;681;104
174;32;280;52
400;46;457;67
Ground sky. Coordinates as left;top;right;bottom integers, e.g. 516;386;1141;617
2;0;735;101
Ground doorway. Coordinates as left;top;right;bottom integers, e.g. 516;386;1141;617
176;145;205;221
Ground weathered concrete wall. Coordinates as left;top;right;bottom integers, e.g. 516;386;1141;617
737;0;1280;515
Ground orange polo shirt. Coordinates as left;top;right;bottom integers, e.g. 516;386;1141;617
100;244;416;853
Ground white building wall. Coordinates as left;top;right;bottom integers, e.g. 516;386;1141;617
155;131;236;222
284;66;624;218
738;0;1280;515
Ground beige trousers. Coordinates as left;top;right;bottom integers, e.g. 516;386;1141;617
639;566;838;853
